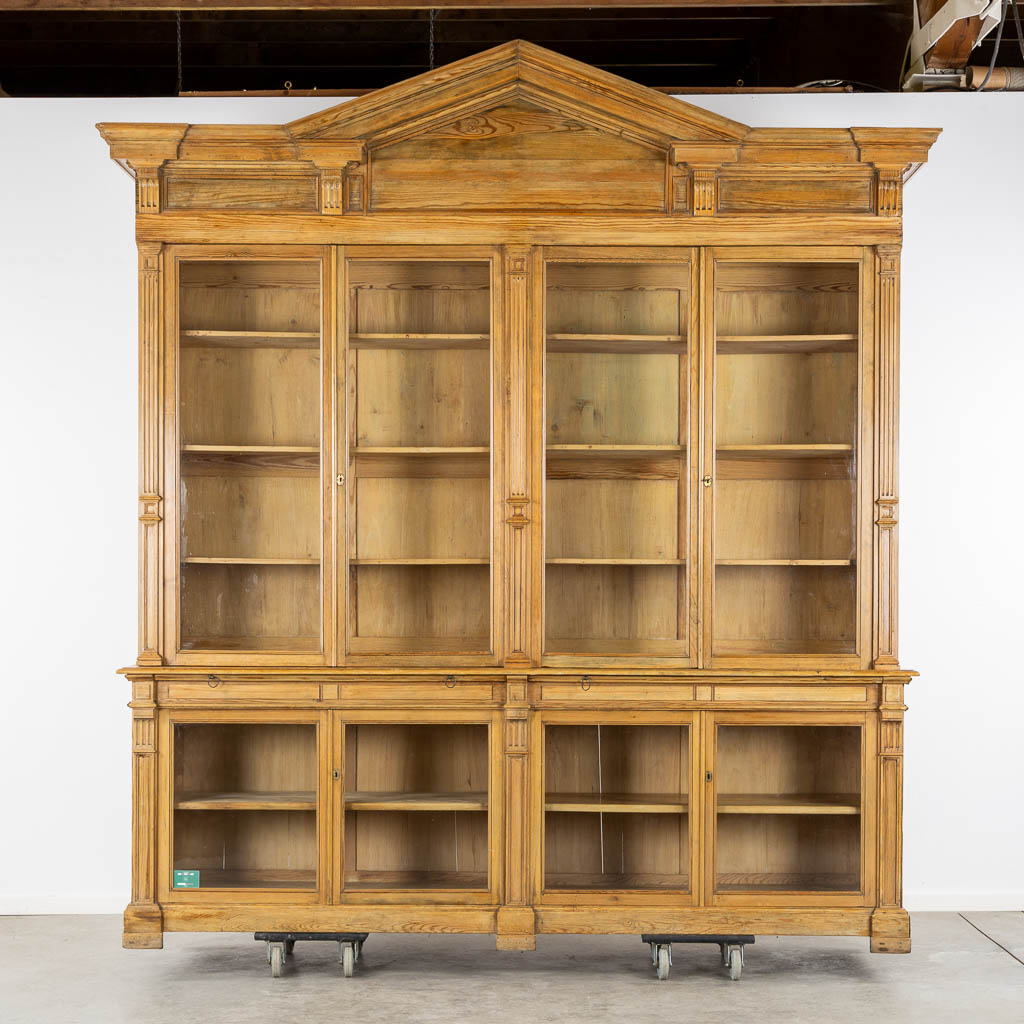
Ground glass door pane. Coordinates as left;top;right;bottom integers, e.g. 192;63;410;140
544;724;690;891
177;259;323;653
345;259;493;655
713;260;859;657
343;724;490;890
172;723;318;890
544;259;690;657
714;725;862;893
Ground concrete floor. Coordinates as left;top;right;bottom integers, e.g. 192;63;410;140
1;913;1022;1024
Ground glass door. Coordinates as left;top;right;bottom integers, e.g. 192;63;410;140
542;718;694;897
709;718;867;902
343;252;496;658
710;252;863;662
170;719;319;892
175;254;326;657
341;722;492;893
543;251;696;660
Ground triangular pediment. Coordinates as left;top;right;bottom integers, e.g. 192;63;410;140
287;40;750;151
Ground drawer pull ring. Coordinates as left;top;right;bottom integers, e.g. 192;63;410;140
207;674;220;688
581;675;592;691
445;675;457;689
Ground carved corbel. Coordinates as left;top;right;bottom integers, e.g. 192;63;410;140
668;143;740;217
876;168;903;217
293;141;366;214
96;124;188;214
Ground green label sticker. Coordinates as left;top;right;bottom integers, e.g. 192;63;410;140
173;869;200;889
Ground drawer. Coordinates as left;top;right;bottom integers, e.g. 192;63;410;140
539;681;695;704
157;680;322;703
711;684;872;704
340;681;500;704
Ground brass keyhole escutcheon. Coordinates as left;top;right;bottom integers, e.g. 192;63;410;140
702;476;712;487
337;474;345;486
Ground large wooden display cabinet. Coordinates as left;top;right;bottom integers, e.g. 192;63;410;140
100;42;938;956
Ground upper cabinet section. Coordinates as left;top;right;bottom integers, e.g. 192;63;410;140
708;250;867;667
543;250;696;662
98;40;939;227
172;251;329;663
342;252;499;660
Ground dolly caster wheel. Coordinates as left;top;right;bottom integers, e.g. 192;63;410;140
728;946;743;981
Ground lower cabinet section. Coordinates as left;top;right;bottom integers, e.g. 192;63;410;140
131;683;906;954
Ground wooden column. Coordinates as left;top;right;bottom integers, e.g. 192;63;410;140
871;681;910;953
137;243;164;667
123;677;163;948
496;675;535;949
873;244;901;668
502;246;537;667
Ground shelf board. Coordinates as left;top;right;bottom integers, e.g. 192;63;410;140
716;872;859;893
547;444;684;454
350;333;489;350
713;638;855;655
545;792;687;814
716;334;857;354
175;791;316;811
353;446;489;455
179;635;321;652
350;557;489;565
717;793;860;815
546;558;684;565
717;444;853;459
547;333;685;354
182;444;320;454
545;872;690;891
716;559;853;567
183;556;320;565
180;330;319;349
172;868;316;890
344;870;488;891
345;791;488;812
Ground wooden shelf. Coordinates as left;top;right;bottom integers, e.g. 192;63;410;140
348;636;490;654
345;870;488;890
547;444;684;454
713;638;855;655
180;329;319;349
183;556;320;565
717;793;860;815
173;868;316;890
175;791;316;811
182;444;320;454
547;333;685;354
545;872;690;891
716;334;857;354
545;792;687;814
546;558;684;565
717;444;853;459
716;559;853;567
346;792;488;812
350;333;489;350
353;446;489;455
716;873;860;893
180;635;320;652
350;558;489;566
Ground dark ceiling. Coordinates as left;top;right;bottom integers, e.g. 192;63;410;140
0;6;923;97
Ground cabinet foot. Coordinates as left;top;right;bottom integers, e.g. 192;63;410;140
123;903;163;949
496;907;536;951
870;908;910;953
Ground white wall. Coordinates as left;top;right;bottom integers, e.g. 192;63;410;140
0;93;1020;914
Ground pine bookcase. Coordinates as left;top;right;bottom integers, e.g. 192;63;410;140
100;41;939;956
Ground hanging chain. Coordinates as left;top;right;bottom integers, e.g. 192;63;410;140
428;9;437;71
175;11;183;95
